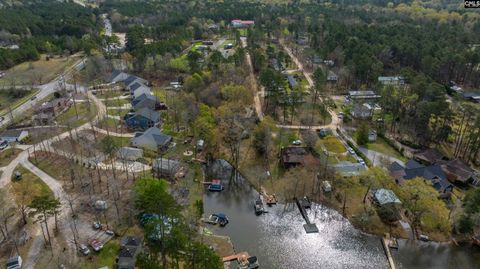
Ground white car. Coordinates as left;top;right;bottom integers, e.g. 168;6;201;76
292;140;302;145
79;244;90;255
6;256;22;269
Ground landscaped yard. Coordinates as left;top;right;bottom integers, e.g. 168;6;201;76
57;101;97;127
9;165;53;205
316;135;346;154
0;54;81;85
366;137;407;161
0;148;22;166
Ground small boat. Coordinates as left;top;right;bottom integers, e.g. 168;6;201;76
207;180;224;191
254;197;264;215
209;213;229;227
300;196;311;209
239;255;260;269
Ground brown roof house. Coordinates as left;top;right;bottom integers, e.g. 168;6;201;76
441;158;477;185
33;98;72;125
413;148;446;165
280;147;308;168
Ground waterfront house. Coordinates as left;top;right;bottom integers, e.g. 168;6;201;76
388;160;453;194
131;127;172;152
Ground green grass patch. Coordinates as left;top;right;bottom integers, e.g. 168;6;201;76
57;101;97;128
96;240;120;268
0;54;81;85
9;165;53;205
0;88;39;116
366;137;407;161
0;148;22;166
316;135;346;154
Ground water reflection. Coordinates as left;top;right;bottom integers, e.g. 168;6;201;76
203;160;480;269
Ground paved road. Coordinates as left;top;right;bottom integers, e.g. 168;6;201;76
0;57;87;129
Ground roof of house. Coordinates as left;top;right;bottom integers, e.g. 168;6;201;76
348;90;377;97
132;93;156;106
132;86;151;99
110;70;129;82
287;75;297;88
374;189;401;205
389;159;453;192
0;129;26;138
414;148;446;165
378;76;404;82
327;70;337;79
124;75;148;87
463;92;480;99
134;127;172;147
136;107;160;122
153;158;181;171
441;158;474;183
281;147;307;164
117;147;143;158
120;236;141;247
39;98;70;110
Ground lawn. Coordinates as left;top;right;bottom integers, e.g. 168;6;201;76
96;240;120;268
9;165;53;206
366;137;406;161
0;148;22;166
104;98;131;107
316;135;346;154
57;101;97;128
0;88;39;116
107;109;130;117
0;54;81;85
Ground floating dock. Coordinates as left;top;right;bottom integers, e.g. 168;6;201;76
294;197;318;233
222;252;250;262
381;234;397;269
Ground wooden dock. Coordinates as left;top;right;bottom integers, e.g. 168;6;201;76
381;235;397;269
294;197;318;233
222;251;250;263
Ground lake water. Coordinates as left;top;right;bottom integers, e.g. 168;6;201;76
203;160;480;269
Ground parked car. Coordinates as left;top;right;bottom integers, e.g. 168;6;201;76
0;140;8;150
0;116;4;122
90;239;103;252
292;139;302;146
347;148;355;154
105;230;114;236
5;256;22;269
79;244;90;255
30;96;37;100
92;221;102;230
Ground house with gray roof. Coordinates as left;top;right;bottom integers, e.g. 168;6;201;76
132;85;152;99
152;158;182;179
116;236;141;269
0;129;29;143
124;75;148;89
124;107;160;130
110;70;130;83
327;70;338;82
132;93;158;110
388;159;453;193
117;147;143;161
373;188;401;205
378;76;405;85
131;127;172;152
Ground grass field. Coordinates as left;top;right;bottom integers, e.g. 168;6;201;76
0;54;81;85
0;88;39;116
9;165;54;206
57;101;97;128
366;137;406;161
0;148;22;166
316;135;346;154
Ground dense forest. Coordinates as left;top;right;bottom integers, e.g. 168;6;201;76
0;0;100;69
